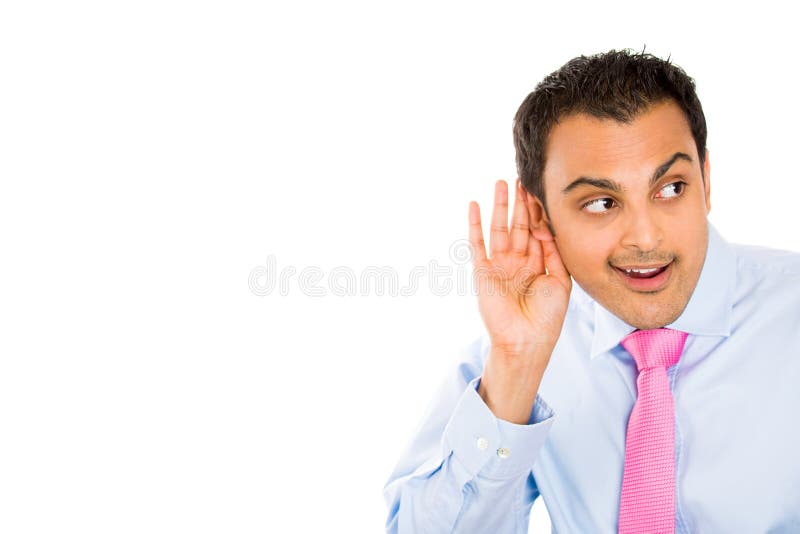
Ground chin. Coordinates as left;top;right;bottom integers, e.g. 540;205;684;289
579;275;689;330
622;302;684;330
628;316;672;330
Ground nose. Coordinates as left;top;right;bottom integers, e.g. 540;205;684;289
620;205;663;253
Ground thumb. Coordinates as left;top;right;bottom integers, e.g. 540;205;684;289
541;238;570;283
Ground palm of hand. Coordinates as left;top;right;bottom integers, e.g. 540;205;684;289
469;179;572;353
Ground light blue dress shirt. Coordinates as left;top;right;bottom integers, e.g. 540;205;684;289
384;222;800;533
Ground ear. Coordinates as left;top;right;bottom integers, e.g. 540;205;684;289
525;190;555;242
703;148;711;214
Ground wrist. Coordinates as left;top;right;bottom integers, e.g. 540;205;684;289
478;347;550;424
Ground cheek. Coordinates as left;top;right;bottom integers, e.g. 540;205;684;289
557;231;614;274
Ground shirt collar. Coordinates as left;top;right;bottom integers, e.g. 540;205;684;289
578;221;736;360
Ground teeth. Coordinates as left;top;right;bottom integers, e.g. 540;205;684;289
625;267;658;273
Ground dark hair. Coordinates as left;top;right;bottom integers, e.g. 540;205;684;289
513;48;707;219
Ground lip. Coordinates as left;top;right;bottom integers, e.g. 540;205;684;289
613;262;671;270
612;260;673;292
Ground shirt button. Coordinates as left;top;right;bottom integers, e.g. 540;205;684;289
476;437;489;450
497;447;511;459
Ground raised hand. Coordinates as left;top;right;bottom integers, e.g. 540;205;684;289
468;179;572;423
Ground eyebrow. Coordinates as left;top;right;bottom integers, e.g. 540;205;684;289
561;152;694;195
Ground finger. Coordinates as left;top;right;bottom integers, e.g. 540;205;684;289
526;232;545;274
489;180;509;256
468;201;487;265
541;238;571;282
509;179;530;255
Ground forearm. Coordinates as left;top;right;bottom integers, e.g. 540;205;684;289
385;375;555;533
385;454;535;533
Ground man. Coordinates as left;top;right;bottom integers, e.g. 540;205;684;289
383;49;800;533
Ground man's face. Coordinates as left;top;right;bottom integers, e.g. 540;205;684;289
529;99;712;330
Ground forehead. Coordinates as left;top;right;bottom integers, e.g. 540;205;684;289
543;99;697;189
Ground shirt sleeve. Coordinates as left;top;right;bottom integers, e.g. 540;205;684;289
383;335;556;533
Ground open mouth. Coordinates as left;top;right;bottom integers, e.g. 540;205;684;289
612;260;673;291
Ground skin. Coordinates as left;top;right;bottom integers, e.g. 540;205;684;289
529;98;712;330
468;98;712;423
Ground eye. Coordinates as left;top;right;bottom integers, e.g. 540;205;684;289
657;181;686;199
582;197;616;214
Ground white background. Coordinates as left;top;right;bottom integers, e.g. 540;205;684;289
1;1;798;532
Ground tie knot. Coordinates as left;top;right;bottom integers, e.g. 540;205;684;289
620;328;688;371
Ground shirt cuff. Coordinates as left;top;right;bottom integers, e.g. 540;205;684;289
440;376;555;480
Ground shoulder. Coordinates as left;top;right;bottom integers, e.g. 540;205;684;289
729;240;800;310
724;239;800;365
732;242;800;277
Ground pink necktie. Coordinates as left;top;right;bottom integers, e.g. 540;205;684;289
618;328;689;534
